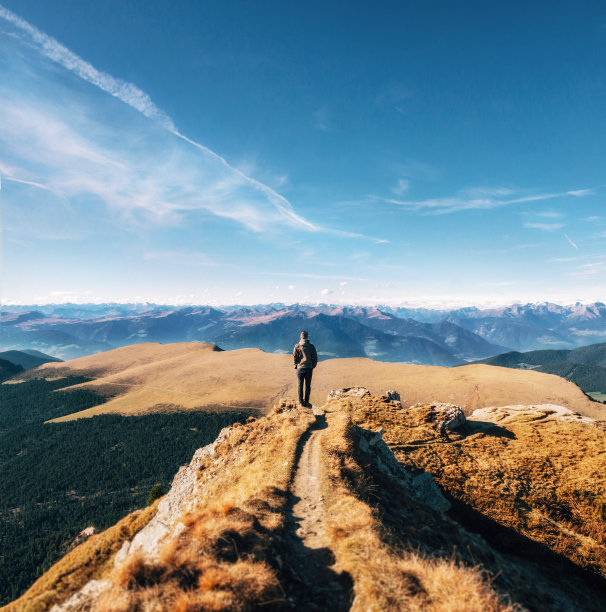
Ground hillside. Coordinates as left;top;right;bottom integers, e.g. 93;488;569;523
349;396;606;584
473;341;606;397
12;342;606;421
8;392;605;611
0;358;23;382
0;349;62;370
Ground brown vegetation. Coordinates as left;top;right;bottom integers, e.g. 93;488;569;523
92;404;315;611
346;396;606;582
319;410;520;611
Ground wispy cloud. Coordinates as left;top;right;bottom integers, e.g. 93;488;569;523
143;250;219;267
258;271;370;281
392;178;410;195
523;222;565;231
566;261;606;276
0;4;317;234
312;106;332;131
380;187;593;215
526;210;565;218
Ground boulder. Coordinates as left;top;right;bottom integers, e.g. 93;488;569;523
383;390;400;402
430;403;466;433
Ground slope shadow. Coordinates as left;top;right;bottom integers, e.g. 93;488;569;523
462;420;516;439
279;415;353;610
447;495;606;599
390;421;516;448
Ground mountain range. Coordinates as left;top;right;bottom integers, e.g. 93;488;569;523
4;301;606;364
1;305;506;364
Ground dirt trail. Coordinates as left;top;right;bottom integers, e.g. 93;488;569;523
292;418;326;547
282;410;352;610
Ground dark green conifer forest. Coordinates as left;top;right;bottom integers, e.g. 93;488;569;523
0;377;254;604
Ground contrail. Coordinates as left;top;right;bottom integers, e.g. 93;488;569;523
565;234;579;250
0;3;317;231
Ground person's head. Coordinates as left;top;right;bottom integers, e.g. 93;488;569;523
300;330;308;340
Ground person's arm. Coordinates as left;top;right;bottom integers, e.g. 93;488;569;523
293;345;301;368
311;345;318;368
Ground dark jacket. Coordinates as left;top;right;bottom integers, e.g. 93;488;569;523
293;339;318;369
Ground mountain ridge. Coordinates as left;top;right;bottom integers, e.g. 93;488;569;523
471;341;606;400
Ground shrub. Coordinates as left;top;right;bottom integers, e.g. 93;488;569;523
147;484;165;506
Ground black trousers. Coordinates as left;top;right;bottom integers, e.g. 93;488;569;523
297;368;313;404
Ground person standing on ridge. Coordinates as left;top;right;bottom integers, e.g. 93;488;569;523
293;330;318;407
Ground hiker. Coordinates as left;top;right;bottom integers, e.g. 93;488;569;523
293;330;318;407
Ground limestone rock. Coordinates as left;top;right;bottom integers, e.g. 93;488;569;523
357;427;450;513
411;473;451;513
327;387;371;400
471;404;596;427
50;580;108;612
128;426;232;559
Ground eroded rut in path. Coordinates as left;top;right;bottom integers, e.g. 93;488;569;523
283;412;352;610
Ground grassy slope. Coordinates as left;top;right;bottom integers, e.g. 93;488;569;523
534;361;606;395
15;342;605;421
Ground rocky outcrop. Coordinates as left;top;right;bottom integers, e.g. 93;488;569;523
327;387;371;399
432;402;466;432
471;403;596;426
382;389;401;405
357;426;450;512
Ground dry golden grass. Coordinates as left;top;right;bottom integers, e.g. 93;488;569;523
3;502;159;612
318;409;523;612
12;342;603;421
90;404;315;611
348;397;606;580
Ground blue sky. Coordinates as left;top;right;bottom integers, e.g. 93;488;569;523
1;1;605;307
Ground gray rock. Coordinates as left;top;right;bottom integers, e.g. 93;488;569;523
430;403;466;433
327;387;371;400
411;473;451;513
50;579;108;612
383;390;401;403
